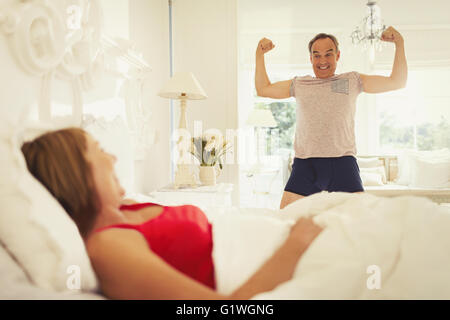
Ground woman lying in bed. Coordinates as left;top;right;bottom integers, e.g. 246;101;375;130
21;127;323;300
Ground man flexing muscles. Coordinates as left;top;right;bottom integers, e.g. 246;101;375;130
254;26;407;209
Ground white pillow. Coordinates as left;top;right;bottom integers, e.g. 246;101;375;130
396;150;413;185
360;172;384;186
360;166;387;184
410;157;450;188
0;133;99;293
82;115;135;194
357;157;381;168
397;149;450;187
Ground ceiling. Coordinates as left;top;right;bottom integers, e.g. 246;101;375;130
238;0;450;31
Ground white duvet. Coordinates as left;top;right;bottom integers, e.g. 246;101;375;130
208;192;450;299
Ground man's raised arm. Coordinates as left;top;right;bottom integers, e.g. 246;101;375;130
255;38;291;99
360;26;408;94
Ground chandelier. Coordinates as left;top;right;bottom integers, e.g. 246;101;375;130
350;1;386;63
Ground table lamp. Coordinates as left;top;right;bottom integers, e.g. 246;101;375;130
246;108;277;172
159;72;207;188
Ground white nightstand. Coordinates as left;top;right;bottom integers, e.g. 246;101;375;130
245;167;280;195
242;166;281;209
149;183;233;210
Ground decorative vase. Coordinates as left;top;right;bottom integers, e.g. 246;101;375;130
199;166;219;186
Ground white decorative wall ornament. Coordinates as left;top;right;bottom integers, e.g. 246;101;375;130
70;74;84;124
79;52;104;91
1;0;152;144
37;70;83;126
55;0;103;82
101;36;153;160
38;70;53;122
0;0;104;125
123;78;154;161
0;0;66;76
101;36;151;75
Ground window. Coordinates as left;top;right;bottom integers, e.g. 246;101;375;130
254;101;296;153
251;68;312;156
376;68;450;152
238;68;301;208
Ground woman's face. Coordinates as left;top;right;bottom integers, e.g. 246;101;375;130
84;133;125;210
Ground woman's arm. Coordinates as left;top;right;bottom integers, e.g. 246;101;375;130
86;218;323;300
87;228;226;299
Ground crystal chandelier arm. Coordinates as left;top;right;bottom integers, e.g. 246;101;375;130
350;1;386;51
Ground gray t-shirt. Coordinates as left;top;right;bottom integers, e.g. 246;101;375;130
290;71;363;159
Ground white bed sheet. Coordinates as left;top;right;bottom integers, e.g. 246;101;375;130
130;191;450;299
210;192;450;299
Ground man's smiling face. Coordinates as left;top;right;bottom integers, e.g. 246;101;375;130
310;37;340;79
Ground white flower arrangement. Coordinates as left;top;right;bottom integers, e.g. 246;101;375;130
190;132;231;168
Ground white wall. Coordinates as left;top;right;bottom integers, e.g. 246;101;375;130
172;0;240;204
129;0;171;194
100;0;129;39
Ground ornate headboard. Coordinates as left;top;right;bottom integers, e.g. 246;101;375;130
1;0;153;194
0;0;151;130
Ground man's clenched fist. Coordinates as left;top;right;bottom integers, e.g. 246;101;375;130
256;38;275;56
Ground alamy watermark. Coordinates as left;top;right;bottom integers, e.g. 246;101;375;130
66;265;81;290
65;4;83;46
366;264;382;290
66;5;82;31
172;120;280;167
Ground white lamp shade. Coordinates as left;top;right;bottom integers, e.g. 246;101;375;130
246;109;277;127
158;72;207;100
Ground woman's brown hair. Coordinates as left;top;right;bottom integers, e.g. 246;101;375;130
21;128;100;238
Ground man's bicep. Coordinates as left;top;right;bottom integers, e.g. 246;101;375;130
360;73;397;94
260;80;292;99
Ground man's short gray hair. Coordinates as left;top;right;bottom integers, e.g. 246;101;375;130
308;33;339;54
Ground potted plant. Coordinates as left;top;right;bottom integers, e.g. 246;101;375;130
190;133;231;186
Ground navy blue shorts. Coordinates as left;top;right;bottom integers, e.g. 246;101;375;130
284;156;364;196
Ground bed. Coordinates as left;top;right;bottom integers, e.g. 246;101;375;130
365;183;450;204
357;155;450;205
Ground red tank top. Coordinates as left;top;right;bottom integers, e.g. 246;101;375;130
96;203;216;289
